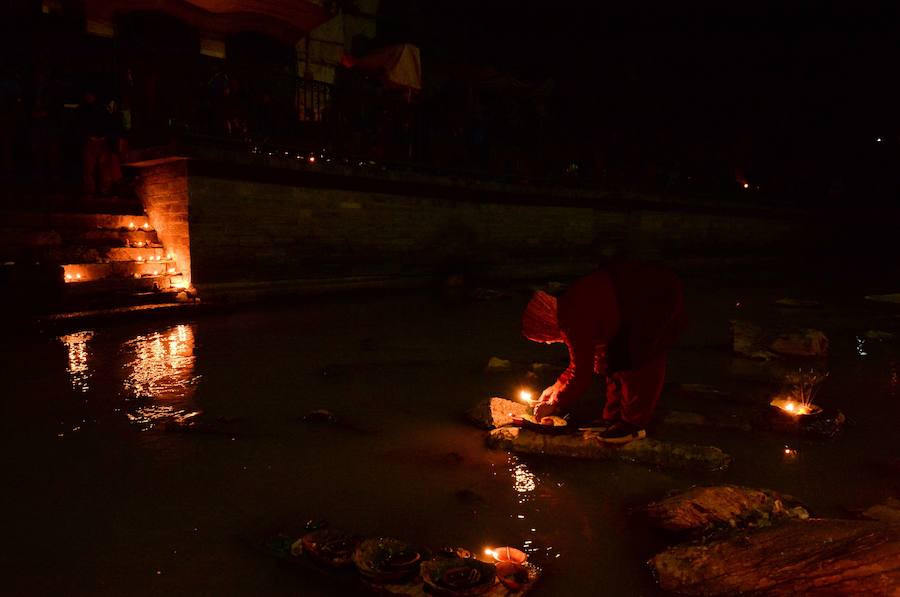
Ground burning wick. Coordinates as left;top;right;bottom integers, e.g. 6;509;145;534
64;273;72;281
75;273;82;280
136;256;143;262
518;389;534;403
128;222;135;229
142;223;150;230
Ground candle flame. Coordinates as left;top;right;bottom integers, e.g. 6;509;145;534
518;389;534;403
484;548;495;558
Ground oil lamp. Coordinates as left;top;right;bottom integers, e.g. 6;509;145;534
770;397;821;417
485;546;527;564
518;389;534;403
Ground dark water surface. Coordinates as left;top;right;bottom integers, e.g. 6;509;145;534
3;273;899;596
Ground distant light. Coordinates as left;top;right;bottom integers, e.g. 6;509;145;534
308;155;316;164
75;273;82;280
876;137;883;143
742;183;749;189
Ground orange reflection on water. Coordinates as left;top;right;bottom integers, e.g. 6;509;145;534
59;331;93;393
122;324;198;401
122;324;201;428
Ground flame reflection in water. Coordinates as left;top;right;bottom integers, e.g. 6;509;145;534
59;331;93;393
121;324;202;429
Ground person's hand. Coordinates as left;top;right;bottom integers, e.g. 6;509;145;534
533;400;558;419
539;384;559;404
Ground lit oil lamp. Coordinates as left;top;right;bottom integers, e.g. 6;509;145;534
142;222;150;230
484;546;527;564
64;273;72;281
518;389;534;404
770;397;821;417
167;267;176;274
128;221;135;230
75;273;82;280
136;256;144;262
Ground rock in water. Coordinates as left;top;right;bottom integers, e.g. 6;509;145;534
484;357;513;372
864;498;900;524
487;427;731;472
729;320;829;359
651;519;900;596
644;485;809;535
466;397;529;429
770;329;829;357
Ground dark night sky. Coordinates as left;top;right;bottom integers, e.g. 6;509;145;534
380;1;900;199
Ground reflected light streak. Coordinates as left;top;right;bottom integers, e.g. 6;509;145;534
122;325;201;429
59;331;93;393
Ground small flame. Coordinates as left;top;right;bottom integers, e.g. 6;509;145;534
128;222;135;229
484;548;495;558
167;267;176;274
65;273;72;281
308;155;316;163
136;256;143;262
143;222;150;230
785;401;795;412
75;273;82;280
518;389;534;403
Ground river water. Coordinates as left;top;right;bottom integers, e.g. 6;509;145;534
3;271;898;595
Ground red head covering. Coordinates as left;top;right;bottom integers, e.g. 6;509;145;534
522;290;562;342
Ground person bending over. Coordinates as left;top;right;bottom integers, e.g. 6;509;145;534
521;260;686;444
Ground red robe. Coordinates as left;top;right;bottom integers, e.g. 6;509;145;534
553;261;687;414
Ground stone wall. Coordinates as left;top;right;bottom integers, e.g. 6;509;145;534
128;157;192;287
127;152;800;299
183;162;798;297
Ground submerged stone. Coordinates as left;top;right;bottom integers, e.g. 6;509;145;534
483;357;513;372
863;498;900;524
487;427;731;472
644;485;809;535
730;319;829;358
650;519;900;595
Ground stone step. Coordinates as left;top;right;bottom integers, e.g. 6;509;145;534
1;211;151;232
62;260;180;282
104;247;178;262
76;228;159;246
62;272;184;296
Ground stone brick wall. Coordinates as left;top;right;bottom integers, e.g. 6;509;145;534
185;170;797;294
128;157;192;287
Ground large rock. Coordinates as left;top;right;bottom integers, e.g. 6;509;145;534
644;485;808;535
730;320;829;359
770;329;829;357
487;427;731;472
466;397;529;429
650;519;900;595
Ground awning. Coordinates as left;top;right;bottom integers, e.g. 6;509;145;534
85;0;331;44
343;44;422;91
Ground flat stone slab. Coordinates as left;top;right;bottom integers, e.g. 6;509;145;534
651;519;900;595
467;397;530;429
487;427;731;472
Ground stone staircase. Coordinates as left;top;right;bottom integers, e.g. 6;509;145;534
1;210;190;316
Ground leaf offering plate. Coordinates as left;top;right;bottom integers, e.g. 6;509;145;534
300;529;360;568
352;537;423;582
495;561;530;591
420;557;497;596
514;413;570;434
